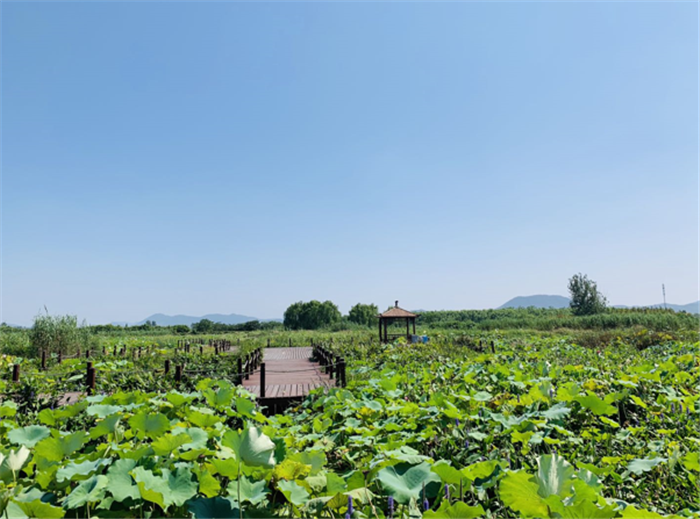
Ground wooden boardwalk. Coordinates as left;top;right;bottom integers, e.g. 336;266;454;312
242;347;333;398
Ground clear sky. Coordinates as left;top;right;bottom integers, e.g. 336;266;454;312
2;2;698;326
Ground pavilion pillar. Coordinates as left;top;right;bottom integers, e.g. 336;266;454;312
378;318;383;343
413;318;416;334
406;318;409;339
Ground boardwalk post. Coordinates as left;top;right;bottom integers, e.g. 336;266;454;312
41;350;46;371
86;349;91;359
491;341;496;354
237;358;243;384
12;364;20;383
267;338;271;348
87;367;96;394
260;363;266;398
113;345;117;356
289;337;292;347
245;355;250;380
175;365;182;383
329;355;334;380
58;351;63;364
200;345;203;356
336;358;343;387
165;359;171;375
340;358;346;387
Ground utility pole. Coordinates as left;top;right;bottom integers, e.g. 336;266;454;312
662;284;667;310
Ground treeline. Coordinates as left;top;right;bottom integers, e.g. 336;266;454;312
283;301;378;330
86;320;284;335
418;307;699;331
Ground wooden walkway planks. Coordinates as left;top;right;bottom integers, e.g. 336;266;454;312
242;347;333;398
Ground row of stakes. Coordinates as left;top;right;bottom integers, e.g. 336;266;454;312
10;346;263;396
24;338;241;372
312;344;347;389
10;340;346;398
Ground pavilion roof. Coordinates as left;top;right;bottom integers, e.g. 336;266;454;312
379;306;418;318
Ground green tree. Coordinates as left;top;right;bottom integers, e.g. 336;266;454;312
283;300;342;330
348;303;379;327
192;319;214;334
568;273;608;316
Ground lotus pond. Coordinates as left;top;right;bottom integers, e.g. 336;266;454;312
0;336;698;518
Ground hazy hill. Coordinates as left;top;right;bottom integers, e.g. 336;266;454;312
498;295;571;309
614;302;700;314
498;295;699;314
114;313;275;327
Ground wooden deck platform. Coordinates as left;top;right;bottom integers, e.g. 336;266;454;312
242;347;333;399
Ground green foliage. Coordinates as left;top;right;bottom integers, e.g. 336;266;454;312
25;313;98;358
347;303;379;327
283;300;342;330
569;273;608;316
1;333;698;518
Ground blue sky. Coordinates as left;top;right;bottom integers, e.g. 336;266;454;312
2;2;698;325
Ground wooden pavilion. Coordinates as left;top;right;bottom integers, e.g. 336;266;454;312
378;301;418;343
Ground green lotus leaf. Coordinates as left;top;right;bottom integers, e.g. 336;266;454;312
172;427;209;450
461;460;499;482
187;497;240;519
187;410;222;428
238;426;276;468
619;506;667;518
106;459;140;502
8;426;51;448
287;450;326;475
34;432;87;462
56;458;111;482
162;466;198;506
128;412;170;439
682;452;699;472
0;401;18;417
325;487;375;509
210;458;240;479
278;480;310;506
326;472;347;494
423;501;485;518
203;384;234;408
376;462;441;505
626;457;666;475
166;390;198;407
63;475;109;509
431;460;463;485
198;471;221;498
227;475;269;505
542;403;572;421
3;446;31;474
89;414;121;439
235;397;256;418
151;433;191;456
535;453;575;498
546;496;616;518
131;467;169;508
472;391;492;402
575;393;617;416
86;404;123;418
499;470;549;518
10;499;65;518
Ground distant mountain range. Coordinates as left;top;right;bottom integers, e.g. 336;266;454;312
112;313;280;327
498;295;570;309
498;295;699;314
